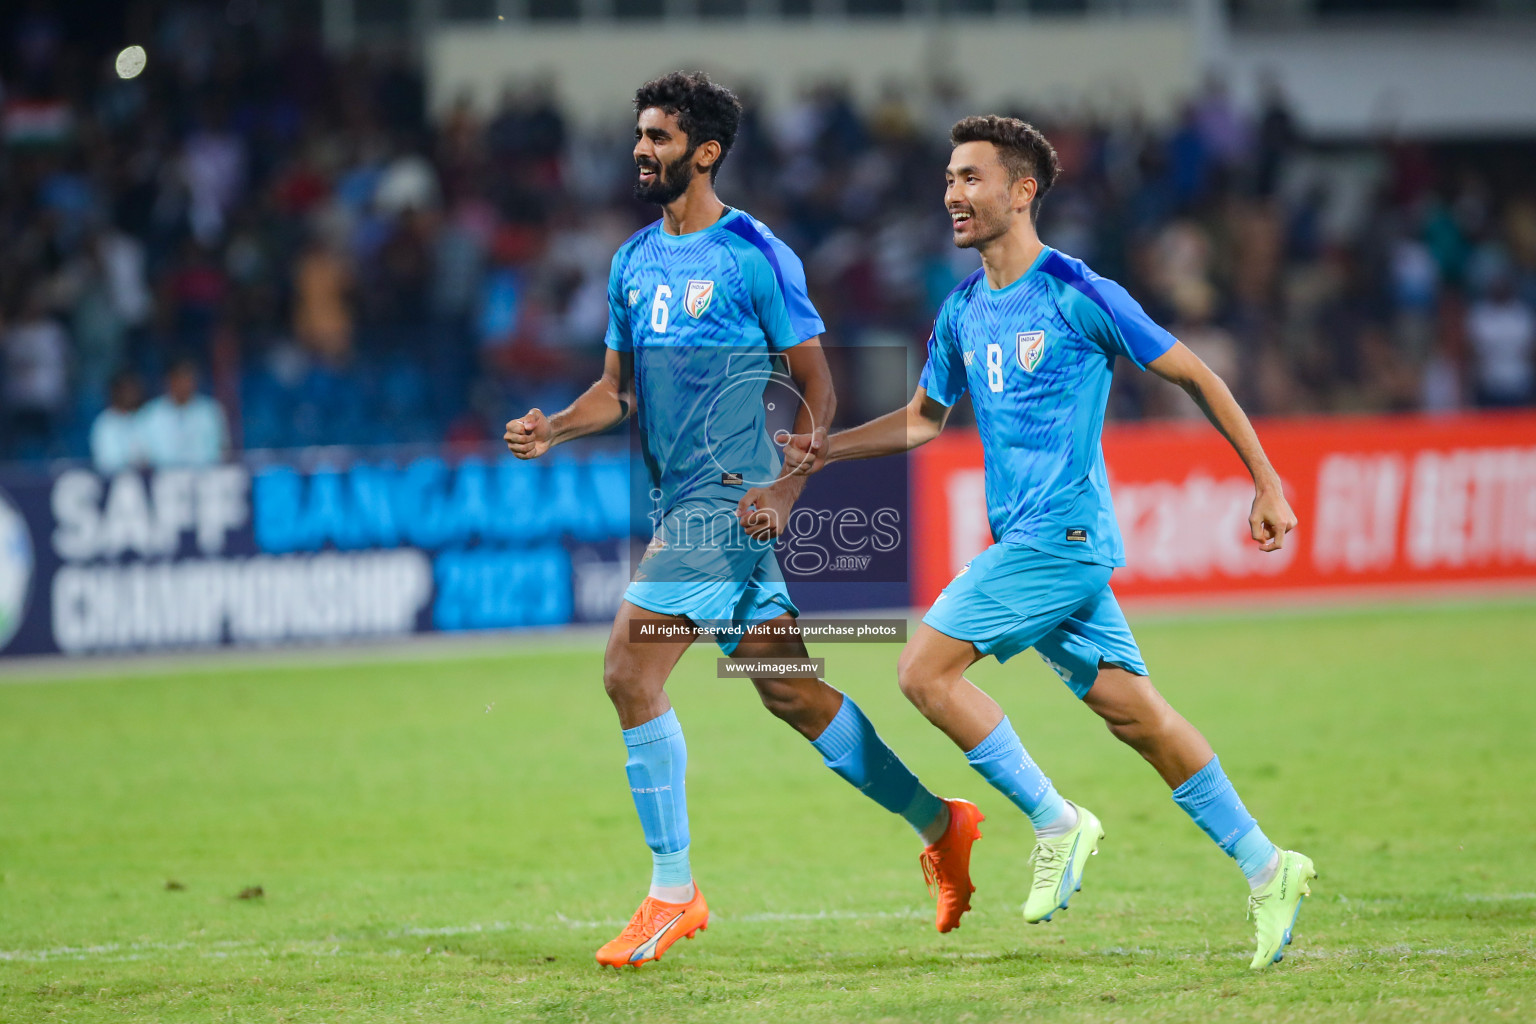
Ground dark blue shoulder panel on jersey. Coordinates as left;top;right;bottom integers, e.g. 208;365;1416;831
947;267;986;304
929;268;985;336
1038;249;1176;365
1037;250;1112;317
612;220;659;279
624;220;661;247
720;214;789;295
618;220;660;257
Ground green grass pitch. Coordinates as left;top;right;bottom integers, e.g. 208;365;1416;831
2;600;1534;1023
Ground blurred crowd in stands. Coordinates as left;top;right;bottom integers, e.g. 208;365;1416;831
3;4;1535;467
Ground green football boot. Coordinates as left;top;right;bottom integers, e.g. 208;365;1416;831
1247;850;1318;968
1022;803;1105;924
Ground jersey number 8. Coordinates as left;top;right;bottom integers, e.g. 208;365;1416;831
985;343;1004;392
652;285;672;334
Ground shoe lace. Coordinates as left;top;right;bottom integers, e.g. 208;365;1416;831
1029;840;1066;892
919;848;944;899
1246;891;1270;923
617;899;671;942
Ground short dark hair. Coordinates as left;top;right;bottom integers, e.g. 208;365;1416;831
633;71;742;181
108;367;141;391
950;115;1060;221
167;354;201;378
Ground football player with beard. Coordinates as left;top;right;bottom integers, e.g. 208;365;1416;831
506;72;984;968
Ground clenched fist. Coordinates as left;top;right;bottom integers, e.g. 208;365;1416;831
505;409;554;459
779;427;828;477
1250;486;1298;552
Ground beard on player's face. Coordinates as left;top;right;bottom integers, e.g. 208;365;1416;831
951;191;1012;249
634;146;697;205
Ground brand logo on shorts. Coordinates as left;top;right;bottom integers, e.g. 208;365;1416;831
1017;330;1047;372
685;279;715;318
1038;652;1074;684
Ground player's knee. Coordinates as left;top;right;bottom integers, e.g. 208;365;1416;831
896;652;945;711
601;653;644;703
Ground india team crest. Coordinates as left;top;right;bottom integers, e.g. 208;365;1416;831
684;279;715;318
1017;330;1047;372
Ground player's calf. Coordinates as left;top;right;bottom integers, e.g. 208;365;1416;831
744;673;844;738
1083;667;1212;789
732;621;845;737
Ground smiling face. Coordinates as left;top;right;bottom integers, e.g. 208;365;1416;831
633;106;712;206
944;140;1035;250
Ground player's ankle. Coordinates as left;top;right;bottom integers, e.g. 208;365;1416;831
649;881;696;903
1247;850;1280;890
1034;799;1079;839
919;803;952;846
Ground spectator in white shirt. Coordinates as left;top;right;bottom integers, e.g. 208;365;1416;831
138;357;230;467
1466;276;1536;408
2;290;70;456
90;369;148;472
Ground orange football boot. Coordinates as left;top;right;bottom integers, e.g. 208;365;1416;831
919;799;985;932
594;886;710;968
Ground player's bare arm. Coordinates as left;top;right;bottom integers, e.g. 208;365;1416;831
737;336;836;539
782;387;950;476
1147;341;1297;552
505;348;634;459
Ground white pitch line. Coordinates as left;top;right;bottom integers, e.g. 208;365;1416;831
542;908;930;930
1087;945;1523;962
1459;892;1536;902
0;937;310;964
1335;892;1536;906
394;921;523;937
3;896;1531;965
732;909;929;923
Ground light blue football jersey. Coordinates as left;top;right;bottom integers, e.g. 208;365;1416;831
604;208;825;513
918;246;1177;567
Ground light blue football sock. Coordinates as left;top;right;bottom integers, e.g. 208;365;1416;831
1171;755;1278;883
965;716;1069;832
812;695;946;839
622;709;692;890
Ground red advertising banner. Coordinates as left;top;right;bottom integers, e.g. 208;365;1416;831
911;412;1536;607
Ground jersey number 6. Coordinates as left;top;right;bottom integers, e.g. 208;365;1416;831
986;343;1004;392
652;285;672;334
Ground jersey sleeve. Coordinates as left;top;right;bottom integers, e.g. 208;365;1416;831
744;236;826;352
1056;273;1176;371
917;300;967;406
602;248;633;352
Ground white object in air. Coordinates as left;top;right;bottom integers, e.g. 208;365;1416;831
116;45;147;80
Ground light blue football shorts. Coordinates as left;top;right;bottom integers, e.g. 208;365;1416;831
623;498;798;654
921;541;1148;698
